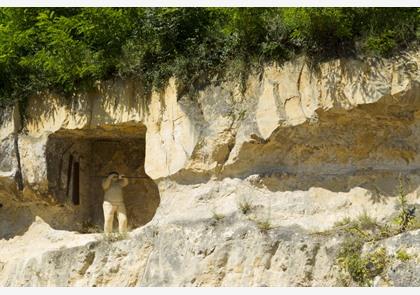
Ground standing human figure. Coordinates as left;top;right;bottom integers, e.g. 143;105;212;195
102;171;129;234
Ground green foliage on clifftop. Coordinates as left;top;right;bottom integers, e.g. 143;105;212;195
0;8;418;107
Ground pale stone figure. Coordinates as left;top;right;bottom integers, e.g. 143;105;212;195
102;172;129;234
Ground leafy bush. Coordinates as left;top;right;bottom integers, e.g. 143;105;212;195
337;237;389;287
0;8;418;108
281;8;355;56
335;177;419;286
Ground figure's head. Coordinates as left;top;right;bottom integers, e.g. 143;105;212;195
108;171;119;179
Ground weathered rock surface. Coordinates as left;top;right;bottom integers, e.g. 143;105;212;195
364;229;420;287
0;215;418;287
0;50;420;286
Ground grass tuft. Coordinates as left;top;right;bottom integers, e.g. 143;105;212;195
238;200;252;215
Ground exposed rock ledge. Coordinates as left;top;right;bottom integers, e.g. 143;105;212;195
0;50;419;286
0;216;418;286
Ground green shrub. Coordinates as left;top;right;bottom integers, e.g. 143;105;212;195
335;177;418;286
364;31;398;56
367;247;388;277
337;238;369;286
337;237;389;287
0;8;418;108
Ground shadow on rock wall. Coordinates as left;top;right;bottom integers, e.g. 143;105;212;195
0;177;81;239
215;90;420;198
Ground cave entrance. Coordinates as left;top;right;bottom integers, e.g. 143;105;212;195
46;123;160;231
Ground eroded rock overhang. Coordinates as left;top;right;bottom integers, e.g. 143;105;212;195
0;50;418;189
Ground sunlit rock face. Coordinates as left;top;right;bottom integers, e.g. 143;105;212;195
0;50;419;286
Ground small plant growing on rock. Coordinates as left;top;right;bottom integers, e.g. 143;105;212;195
334;217;352;228
395;248;411;262
367;247;388;278
334;211;378;236
238;199;252;215
211;211;225;224
337;238;389;287
337;237;366;285
256;219;272;233
334;213;391;286
334;218;376;245
393;177;416;233
357;211;378;231
334;177;418;286
377;223;394;240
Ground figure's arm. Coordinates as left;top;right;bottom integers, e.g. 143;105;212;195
102;175;113;190
119;176;129;187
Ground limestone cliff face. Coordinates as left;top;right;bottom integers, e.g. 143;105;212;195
0;50;419;286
